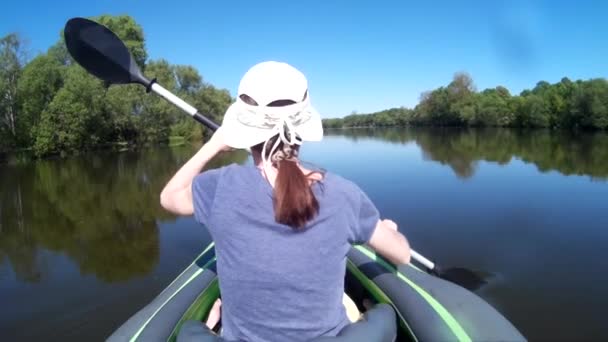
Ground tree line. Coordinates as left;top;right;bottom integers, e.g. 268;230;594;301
0;15;232;158
323;73;608;130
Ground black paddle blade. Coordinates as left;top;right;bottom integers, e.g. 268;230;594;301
432;267;490;291
64;17;149;86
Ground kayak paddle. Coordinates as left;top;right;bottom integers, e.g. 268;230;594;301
63;17;487;291
410;250;487;291
64;17;218;131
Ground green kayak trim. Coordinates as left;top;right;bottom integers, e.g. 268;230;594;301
346;259;417;341
159;242;216;297
354;245;472;342
129;248;217;342
168;278;220;342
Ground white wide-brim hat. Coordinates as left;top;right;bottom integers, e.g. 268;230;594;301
221;61;324;149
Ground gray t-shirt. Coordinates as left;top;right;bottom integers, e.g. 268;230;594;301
192;163;380;342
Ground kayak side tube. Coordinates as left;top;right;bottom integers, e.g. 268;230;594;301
107;243;218;342
346;245;526;342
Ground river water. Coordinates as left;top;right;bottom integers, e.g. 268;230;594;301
1;127;607;341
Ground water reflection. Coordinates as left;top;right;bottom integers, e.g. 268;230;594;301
2;128;606;284
0;147;247;283
331;127;608;180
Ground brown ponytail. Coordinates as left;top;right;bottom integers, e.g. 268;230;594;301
274;158;319;228
252;135;319;229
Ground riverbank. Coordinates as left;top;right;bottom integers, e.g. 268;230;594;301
0;135;197;165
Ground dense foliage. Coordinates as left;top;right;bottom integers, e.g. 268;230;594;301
0;15;231;158
323;73;608;130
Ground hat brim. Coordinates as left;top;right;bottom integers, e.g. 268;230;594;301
221;102;324;149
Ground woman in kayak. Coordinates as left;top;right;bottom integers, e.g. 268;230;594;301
160;61;411;341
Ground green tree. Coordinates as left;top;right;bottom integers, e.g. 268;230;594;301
517;95;550;127
322;118;343;128
16;55;64;145
0;33;26;150
447;72;476;125
472;87;514;126
137;60;178;143
571;79;608;129
416;88;454;125
104;84;143;142
34;66;108;155
174;65;203;94
47;40;72;66
192;84;232;131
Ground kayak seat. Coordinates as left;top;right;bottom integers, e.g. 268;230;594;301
177;303;396;342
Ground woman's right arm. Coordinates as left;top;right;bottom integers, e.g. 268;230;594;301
368;219;411;265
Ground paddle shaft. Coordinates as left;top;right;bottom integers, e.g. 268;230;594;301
150;83;219;131
411;249;435;270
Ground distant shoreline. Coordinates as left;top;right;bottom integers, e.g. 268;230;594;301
322;74;608;131
0;137;197;165
3;126;606;165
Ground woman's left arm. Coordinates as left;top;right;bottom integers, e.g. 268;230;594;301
160;129;229;215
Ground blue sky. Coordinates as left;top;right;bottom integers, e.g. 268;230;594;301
1;0;606;117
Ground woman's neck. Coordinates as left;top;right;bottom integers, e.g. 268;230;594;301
253;158;323;186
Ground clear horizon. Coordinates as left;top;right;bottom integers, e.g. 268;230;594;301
1;0;606;117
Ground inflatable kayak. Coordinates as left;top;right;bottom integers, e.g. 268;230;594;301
108;243;524;341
